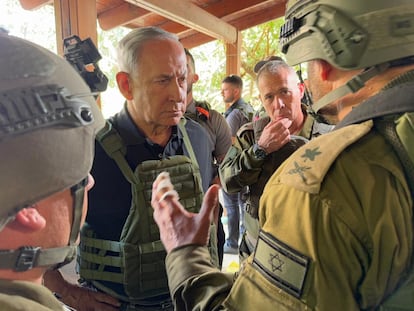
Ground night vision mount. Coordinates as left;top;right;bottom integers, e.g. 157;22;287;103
63;35;108;95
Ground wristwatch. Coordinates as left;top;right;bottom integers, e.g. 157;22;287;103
252;143;267;160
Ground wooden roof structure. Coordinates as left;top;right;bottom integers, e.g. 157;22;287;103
19;0;287;74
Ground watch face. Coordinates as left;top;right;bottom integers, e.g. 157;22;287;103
254;144;267;159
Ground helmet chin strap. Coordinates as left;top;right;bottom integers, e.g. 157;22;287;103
312;63;391;124
0;178;86;272
54;176;87;269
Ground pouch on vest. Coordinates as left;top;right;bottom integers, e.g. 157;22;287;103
78;118;219;303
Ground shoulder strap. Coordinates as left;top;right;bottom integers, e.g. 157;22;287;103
236;101;255;121
375;114;414;196
96;120;138;184
178;118;200;170
96;118;200;184
337;80;414;129
194;100;211;111
236;122;254;138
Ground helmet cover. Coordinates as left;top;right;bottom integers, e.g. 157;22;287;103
0;34;104;230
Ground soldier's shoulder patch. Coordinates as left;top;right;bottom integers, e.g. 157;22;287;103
252;230;310;298
278;120;373;193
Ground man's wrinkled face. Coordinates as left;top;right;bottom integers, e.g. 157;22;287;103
129;38;187;127
258;68;304;123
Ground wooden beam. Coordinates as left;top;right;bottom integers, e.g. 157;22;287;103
126;0;238;43
180;3;285;49
132;0;272;34
98;2;151;30
19;0;52;10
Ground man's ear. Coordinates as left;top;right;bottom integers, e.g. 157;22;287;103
297;82;306;99
14;207;46;231
116;72;133;100
192;73;199;84
319;60;332;81
234;87;241;97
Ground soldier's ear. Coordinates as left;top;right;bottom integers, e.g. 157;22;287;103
14;206;46;231
318;60;332;81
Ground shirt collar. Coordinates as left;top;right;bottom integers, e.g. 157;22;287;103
112;104;181;146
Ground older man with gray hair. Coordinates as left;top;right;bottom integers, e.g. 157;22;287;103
44;26;217;311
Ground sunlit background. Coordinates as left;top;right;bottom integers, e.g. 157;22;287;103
1;0;284;118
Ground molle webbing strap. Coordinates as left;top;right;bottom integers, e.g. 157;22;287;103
68;179;86;246
178;118;200;170
337;76;414;129
96;120;138;185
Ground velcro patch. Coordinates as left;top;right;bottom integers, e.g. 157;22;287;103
252;231;310;298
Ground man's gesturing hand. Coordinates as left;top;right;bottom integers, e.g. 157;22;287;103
151;172;220;253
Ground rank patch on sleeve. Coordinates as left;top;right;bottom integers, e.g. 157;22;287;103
252;230;310;298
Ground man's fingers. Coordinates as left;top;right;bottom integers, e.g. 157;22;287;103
198;184;220;224
152;172;179;202
92;291;122;308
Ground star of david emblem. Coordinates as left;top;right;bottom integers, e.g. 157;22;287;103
268;252;284;273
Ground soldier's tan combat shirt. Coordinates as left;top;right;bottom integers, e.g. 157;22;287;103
0;279;68;310
166;118;413;310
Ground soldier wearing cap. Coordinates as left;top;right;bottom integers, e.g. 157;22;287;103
151;0;414;310
0;34;106;310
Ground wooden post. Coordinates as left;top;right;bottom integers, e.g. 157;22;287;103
53;0;101;107
53;0;97;56
225;31;242;75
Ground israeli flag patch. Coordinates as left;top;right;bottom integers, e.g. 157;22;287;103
252;230;310;298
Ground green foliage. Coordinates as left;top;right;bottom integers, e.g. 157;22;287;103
3;0;286;117
190;18;285;112
97;18;285;116
241;19;285;76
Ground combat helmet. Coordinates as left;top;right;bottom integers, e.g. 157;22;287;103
0;34;104;271
279;0;414;116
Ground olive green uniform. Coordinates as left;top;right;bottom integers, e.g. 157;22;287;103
219;116;311;260
165;80;414;310
220;115;313;195
0;279;68;311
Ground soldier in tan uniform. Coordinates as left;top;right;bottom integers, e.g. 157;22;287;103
151;0;414;310
0;34;107;310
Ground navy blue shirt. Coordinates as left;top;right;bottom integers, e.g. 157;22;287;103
87;106;213;241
